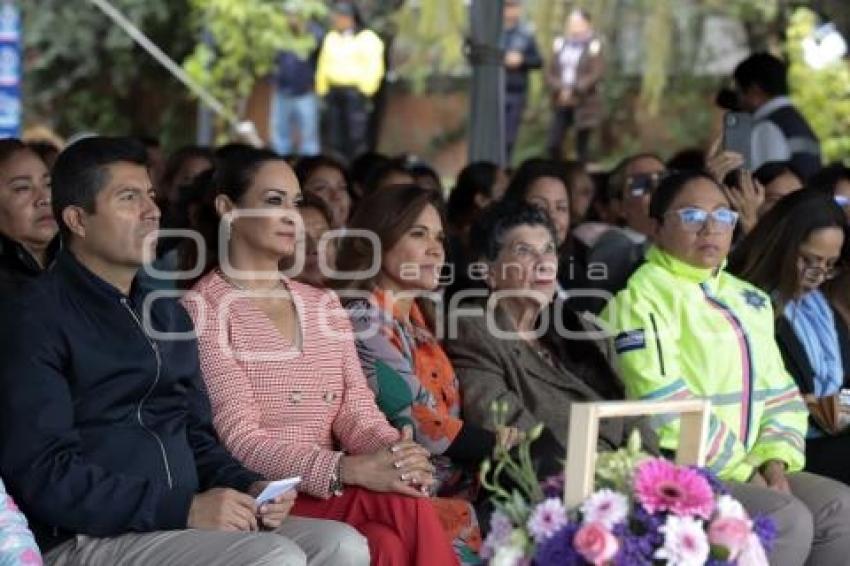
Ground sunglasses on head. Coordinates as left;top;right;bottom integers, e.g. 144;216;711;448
626;171;667;197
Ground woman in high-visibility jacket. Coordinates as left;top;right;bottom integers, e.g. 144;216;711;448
602;169;850;566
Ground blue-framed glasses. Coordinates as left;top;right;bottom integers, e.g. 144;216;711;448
835;195;850;209
665;207;739;233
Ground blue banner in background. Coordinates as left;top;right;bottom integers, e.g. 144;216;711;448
0;1;20;139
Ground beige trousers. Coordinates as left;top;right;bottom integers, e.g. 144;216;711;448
728;471;850;566
44;516;369;566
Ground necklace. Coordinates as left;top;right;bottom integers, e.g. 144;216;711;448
218;268;286;293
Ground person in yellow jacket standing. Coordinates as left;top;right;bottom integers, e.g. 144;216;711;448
316;2;384;160
602;169;850;566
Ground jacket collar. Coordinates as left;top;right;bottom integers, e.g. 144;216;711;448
54;249;146;305
0;232;59;275
646;245;726;288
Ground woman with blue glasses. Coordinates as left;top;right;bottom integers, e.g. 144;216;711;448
602;169;850;566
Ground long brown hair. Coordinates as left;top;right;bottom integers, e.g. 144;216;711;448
334;184;446;328
729;189;846;313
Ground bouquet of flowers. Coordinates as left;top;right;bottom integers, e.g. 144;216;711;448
479;419;775;566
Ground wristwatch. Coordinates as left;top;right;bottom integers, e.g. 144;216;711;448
329;458;345;497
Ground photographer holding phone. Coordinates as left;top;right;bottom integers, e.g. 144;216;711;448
732;52;821;180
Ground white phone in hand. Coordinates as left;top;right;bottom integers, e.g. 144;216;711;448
255;476;301;506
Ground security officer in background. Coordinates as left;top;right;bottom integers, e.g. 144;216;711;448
315;2;385;161
546;8;604;163
501;0;542;162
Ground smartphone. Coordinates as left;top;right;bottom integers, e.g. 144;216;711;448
722;111;754;171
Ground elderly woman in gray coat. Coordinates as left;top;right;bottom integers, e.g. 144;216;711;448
443;200;656;457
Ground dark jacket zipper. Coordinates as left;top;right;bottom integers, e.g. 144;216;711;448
121;297;174;489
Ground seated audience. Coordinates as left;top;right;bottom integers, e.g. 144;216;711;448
810;163;850;223
183;150;458;566
730;190;850;484
586;153;666;304
445;162;508;300
0;137;363;566
753;161;803;217
501;159;589;301
563;159;595;226
335;184;502;563
0;477;41;565
602;169;850;566
443;200;656;462
295;155;354;229
0;139;57;295
286;193;337;288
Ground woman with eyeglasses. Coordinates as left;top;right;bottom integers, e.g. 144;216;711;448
602;170;850;566
729;190;850;485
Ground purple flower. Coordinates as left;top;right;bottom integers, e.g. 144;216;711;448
611;523;654;566
481;511;515;560
527;498;568;542
541;474;565;498
752;514;778;553
690;466;730;496
533;523;583;566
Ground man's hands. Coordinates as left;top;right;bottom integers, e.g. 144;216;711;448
188;483;298;532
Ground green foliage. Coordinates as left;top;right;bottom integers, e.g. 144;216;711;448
391;0;466;92
22;0;196;146
786;7;850;163
183;0;326;126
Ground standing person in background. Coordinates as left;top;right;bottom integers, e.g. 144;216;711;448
500;0;542;163
270;8;323;157
316;2;385;161
545;9;604;163
733;52;821;180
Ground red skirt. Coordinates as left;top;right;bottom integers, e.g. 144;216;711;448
292;487;460;566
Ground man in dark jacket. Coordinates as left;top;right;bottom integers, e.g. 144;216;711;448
501;0;542;162
0;137;368;565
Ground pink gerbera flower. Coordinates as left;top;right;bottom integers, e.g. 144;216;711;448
633;458;715;519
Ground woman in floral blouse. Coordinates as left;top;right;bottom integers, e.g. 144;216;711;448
336;185;524;565
0;478;41;566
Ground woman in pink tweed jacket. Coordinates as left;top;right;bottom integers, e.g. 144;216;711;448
182;147;458;566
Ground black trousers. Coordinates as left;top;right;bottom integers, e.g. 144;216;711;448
547;106;592;162
805;433;850;485
504;91;526;162
326;86;369;160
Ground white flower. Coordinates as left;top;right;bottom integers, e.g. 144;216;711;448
527;497;568;542
738;533;771;566
654;515;710;566
580;488;629;529
491;543;524;566
715;494;748;520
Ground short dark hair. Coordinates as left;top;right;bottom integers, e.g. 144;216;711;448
649;169;723;222
503;158;571;204
470;199;557;262
51;136;149;238
733;52;789;97
447;161;500;228
754;160;802;187
809;163;850;197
